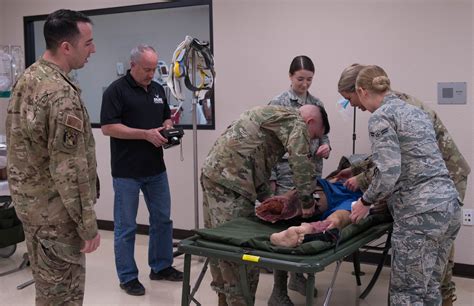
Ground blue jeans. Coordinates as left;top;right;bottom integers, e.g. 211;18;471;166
113;172;173;284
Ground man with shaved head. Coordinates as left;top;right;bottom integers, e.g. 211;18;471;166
201;104;330;306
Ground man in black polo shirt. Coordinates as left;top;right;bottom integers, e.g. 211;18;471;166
101;44;183;296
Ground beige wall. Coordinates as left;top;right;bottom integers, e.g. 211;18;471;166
0;1;4;49
0;0;473;265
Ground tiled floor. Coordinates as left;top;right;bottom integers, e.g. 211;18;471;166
1;230;473;305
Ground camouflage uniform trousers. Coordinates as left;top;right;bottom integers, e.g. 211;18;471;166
390;200;461;306
201;174;259;306
23;221;85;306
440;175;467;303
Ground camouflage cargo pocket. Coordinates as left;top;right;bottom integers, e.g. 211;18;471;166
36;238;84;297
37;238;83;273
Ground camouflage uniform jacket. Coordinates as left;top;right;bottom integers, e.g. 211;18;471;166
269;88;329;182
6;58;98;241
202;106;316;210
362;93;458;221
353;90;470;194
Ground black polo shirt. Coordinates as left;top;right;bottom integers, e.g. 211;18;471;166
101;70;171;178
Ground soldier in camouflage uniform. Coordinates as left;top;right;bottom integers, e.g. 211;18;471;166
201;104;329;306
6;9;100;305
337;64;470;305
269;56;331;187
349;66;461;306
268;56;331;306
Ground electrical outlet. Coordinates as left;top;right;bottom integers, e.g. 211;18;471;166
463;209;474;226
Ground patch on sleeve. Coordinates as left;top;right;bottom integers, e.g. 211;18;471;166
64;114;83;132
369;127;389;138
63;128;79;149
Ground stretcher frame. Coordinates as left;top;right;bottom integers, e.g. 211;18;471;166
178;221;392;306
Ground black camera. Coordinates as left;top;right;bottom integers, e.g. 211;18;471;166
160;127;184;149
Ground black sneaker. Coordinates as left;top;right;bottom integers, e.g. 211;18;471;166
149;266;183;282
119;278;145;296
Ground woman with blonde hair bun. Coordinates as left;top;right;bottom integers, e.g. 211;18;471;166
335;63;470;305
350;65;462;305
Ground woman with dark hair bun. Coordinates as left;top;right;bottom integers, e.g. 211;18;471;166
269;55;330;191
267;55;331;306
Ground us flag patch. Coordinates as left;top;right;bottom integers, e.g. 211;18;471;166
64;114;83;132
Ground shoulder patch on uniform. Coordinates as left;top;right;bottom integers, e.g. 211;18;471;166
64;114;83;132
369;127;389;138
63;128;79;149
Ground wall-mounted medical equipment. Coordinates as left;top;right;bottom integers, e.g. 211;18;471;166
154;60;169;86
116;62;125;76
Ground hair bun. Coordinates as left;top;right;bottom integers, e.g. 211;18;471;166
372;76;390;92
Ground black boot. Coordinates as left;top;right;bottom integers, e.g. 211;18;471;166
268;270;294;306
218;293;228;306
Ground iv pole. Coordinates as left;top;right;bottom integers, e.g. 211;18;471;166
190;50;200;231
352;106;357;154
170;36;215;259
169;37;214;259
172;49;200;258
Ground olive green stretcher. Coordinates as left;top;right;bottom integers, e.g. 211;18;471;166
178;214;393;306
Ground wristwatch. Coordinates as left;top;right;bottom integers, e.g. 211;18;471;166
360;197;372;207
